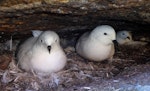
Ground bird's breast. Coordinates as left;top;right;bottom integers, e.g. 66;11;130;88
30;47;66;74
83;42;114;61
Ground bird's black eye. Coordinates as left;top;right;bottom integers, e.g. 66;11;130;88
104;33;107;35
41;40;43;42
122;33;125;35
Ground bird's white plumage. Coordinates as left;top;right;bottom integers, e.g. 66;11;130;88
17;30;67;76
116;30;132;45
116;30;147;46
76;25;116;62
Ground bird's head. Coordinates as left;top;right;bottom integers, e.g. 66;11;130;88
32;30;60;53
90;25;116;45
116;30;132;44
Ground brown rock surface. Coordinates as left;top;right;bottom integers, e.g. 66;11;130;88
0;0;149;33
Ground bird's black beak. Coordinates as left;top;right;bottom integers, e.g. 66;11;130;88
113;40;118;51
113;40;117;44
47;46;51;54
113;40;118;47
127;36;130;40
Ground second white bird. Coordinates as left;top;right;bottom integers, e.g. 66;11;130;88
76;25;116;62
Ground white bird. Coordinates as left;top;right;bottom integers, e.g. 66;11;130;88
116;30;147;46
17;30;67;76
76;25;116;62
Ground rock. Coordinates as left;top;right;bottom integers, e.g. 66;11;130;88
0;54;12;70
0;0;149;33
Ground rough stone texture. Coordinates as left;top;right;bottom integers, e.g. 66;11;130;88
0;0;149;33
